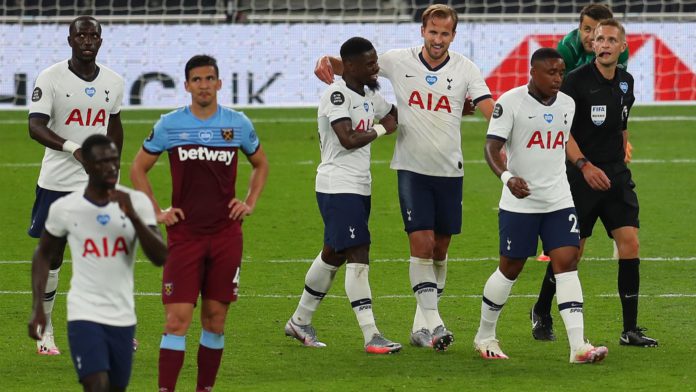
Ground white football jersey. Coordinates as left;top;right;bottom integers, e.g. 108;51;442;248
379;47;492;177
29;60;124;192
487;85;576;213
316;80;393;195
44;185;156;326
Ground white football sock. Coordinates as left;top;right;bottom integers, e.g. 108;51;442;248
44;268;60;335
345;263;379;344
409;256;442;331
556;270;585;351
292;252;338;325
412;256;447;333
475;268;515;343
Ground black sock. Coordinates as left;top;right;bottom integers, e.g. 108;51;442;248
534;262;556;316
618;258;640;332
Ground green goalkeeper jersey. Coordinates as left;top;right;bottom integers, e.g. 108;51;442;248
557;28;630;74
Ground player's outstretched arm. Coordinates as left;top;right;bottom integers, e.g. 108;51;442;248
315;55;343;84
108;189;167;266
229;145;269;220
130;148;185;225
485;138;529;199
106;113;124;155
28;231;64;340
566;134;610;191
29;116;84;163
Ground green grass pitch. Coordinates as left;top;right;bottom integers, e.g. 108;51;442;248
0;106;694;391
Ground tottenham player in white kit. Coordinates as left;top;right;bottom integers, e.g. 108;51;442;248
472;48;608;364
285;37;402;354
27;16;124;355
29;135;166;391
314;4;495;350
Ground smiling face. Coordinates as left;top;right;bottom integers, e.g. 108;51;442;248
184;65;221;108
346;49;380;91
421;16;456;64
593;24;627;67
68;18;102;62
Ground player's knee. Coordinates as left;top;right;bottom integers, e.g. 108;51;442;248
617;236;639;258
409;233;435;258
164;313;192;335
81;372;109;392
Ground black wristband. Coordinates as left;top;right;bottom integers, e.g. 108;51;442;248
575;158;589;170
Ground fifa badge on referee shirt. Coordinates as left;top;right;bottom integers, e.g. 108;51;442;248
591;105;607;126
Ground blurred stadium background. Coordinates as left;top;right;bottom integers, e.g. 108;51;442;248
1;0;695;108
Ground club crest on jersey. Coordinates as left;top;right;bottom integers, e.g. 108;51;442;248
96;214;110;226
85;87;96;97
221;128;234;141
619;82;628;94
164;283;173;296
425;75;437;85
591;105;607;126
363;102;369;112
544;114;553;123
199;130;213;142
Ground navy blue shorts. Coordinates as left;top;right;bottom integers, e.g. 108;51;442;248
316;192;371;252
397;170;462;234
498;207;581;259
28;185;71;238
67;320;135;388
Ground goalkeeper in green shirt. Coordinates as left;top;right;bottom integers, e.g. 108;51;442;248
557;3;629;73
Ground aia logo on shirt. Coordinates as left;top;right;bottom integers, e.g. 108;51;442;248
527;131;565;149
354;119;373;133
82;236;129;257
408;91;451;113
65;108;107;126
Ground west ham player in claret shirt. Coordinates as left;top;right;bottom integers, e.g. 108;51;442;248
29;134;166;392
27;16;125;356
130;55;269;392
473;48;607;364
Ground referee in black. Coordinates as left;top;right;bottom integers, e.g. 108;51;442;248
529;18;658;347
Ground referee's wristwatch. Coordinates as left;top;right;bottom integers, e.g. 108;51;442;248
575;157;589;170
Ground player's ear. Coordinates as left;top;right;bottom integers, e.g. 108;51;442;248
215;78;222;91
184;80;190;93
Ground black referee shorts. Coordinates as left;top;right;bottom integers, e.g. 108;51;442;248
568;165;640;239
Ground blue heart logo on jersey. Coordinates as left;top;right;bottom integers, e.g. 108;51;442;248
544;114;553;123
85;87;96;97
619;82;628;94
363;102;369;112
96;214;110;226
425;75;438;85
199;130;213;142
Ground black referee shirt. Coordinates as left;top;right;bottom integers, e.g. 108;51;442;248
561;61;635;165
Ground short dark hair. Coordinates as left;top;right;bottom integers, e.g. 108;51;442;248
69;16;101;35
340;37;375;62
185;55;219;81
530;47;563;66
579;3;613;24
82;134;115;162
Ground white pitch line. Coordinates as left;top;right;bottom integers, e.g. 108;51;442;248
2;256;695;265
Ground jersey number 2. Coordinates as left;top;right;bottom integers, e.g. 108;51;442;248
568;214;580;234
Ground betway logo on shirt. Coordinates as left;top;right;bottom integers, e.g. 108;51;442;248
177;146;235;165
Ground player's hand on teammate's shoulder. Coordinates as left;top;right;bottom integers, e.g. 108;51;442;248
580;163;611;191
28;309;46;341
314;56;335;85
507;177;531;199
157;207;185;226
228;198;252;221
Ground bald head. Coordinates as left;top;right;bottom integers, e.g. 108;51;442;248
69;16;101;35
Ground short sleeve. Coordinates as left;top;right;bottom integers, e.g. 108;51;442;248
44;201;68;238
131;191;157;227
372;93;393;119
239;113;260;155
560;72;579;102
486;93;515;141
110;78;124;115
465;62;493;103
326;90;352;124
142;117;169;154
28;70;54;117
